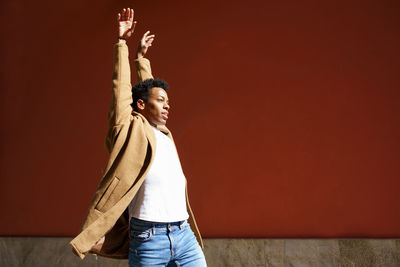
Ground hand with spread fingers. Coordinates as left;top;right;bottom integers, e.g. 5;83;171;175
136;31;155;59
117;8;136;40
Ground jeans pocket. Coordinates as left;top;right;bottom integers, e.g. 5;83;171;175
130;228;153;242
182;221;190;230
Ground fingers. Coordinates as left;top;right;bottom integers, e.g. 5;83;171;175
146;36;154;42
146;35;155;43
126;8;133;21
118;8;134;22
145;35;155;42
117;9;125;22
144;36;155;47
130;21;137;35
122;8;127;21
142;31;155;40
143;30;150;39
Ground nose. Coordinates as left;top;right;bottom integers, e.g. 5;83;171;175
164;103;170;110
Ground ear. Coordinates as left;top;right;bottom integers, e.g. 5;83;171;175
137;99;145;110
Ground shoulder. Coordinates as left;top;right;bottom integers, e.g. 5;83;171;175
130;112;154;137
131;112;147;124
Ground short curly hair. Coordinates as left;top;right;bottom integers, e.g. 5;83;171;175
131;78;169;111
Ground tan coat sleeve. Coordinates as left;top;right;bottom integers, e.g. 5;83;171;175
105;41;133;153
134;57;154;82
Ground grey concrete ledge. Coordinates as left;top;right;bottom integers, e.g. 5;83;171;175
1;237;399;267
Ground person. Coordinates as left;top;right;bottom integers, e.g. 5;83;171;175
70;8;207;267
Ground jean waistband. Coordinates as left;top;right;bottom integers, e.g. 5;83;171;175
130;217;186;229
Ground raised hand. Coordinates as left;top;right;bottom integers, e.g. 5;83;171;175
117;8;136;40
136;31;155;58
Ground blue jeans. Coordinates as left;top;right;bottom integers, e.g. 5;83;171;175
129;218;207;267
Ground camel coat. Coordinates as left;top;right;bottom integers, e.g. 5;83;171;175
70;41;203;259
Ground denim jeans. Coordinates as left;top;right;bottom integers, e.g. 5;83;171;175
129;218;207;267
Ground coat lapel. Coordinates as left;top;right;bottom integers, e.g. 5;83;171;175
133;112;157;155
157;125;172;138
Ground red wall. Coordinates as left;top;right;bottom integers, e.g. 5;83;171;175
1;0;399;237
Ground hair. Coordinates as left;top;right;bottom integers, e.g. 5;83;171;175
131;78;169;111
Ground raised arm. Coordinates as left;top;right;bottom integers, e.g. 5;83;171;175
105;8;136;152
134;31;155;82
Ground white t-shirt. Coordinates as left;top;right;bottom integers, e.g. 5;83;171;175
128;126;189;222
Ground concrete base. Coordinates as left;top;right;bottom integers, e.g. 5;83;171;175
1;238;399;266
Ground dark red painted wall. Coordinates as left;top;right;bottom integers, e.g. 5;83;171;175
1;0;399;237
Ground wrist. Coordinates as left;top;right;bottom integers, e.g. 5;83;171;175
117;37;126;44
136;52;144;59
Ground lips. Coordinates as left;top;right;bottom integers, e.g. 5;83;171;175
162;112;169;119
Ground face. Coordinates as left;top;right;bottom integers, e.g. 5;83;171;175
137;87;170;126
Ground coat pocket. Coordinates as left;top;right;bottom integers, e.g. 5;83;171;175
95;176;120;212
